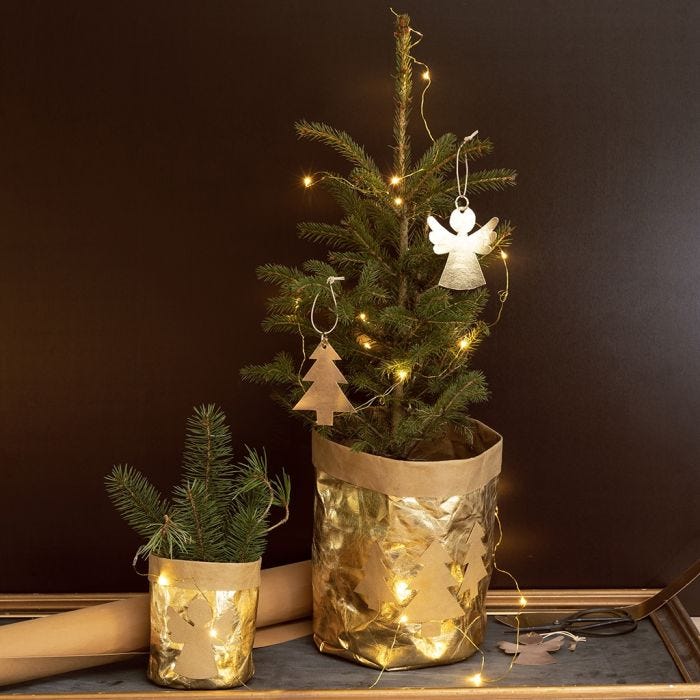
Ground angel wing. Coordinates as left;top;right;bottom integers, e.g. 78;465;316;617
468;217;499;255
427;216;457;255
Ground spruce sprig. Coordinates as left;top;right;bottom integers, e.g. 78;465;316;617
106;404;290;563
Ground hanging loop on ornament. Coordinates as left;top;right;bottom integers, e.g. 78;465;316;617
454;194;469;212
310;276;345;340
456;129;479;200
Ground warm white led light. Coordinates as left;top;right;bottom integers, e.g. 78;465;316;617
469;673;483;686
394;580;411;603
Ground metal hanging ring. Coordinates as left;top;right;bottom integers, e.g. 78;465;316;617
455;195;470;211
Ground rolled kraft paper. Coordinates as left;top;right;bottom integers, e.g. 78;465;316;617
0;559;311;687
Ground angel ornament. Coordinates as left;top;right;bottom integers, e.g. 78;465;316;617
428;131;498;290
428;200;498;290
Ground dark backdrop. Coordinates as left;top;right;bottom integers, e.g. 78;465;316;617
1;1;698;612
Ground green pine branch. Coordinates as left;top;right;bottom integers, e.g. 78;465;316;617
105;465;169;539
296;120;382;176
106;405;290;563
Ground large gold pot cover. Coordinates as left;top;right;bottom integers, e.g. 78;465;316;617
148;555;261;689
312;421;502;670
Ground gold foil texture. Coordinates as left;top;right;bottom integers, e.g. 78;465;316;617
311;424;501;670
147;555;261;689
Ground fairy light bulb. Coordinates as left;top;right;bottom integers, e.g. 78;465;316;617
393;196;403;206
399;614;408;623
209;628;218;638
422;69;431;81
357;333;372;349
396;368;409;382
500;250;508;259
394;580;411;603
458;338;470;350
469;673;483;687
358;312;367;321
519;595;528;607
390;175;401;186
157;574;169;586
303;176;313;188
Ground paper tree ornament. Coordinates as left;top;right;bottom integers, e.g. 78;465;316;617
167;598;220;679
427;207;498;290
355;542;396;611
458;522;489;600
498;633;565;665
403;541;464;636
293;340;354;426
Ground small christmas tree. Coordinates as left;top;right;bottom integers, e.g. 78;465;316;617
403;541;464;634
293;341;354;425
354;542;396;611
242;12;515;459
458;522;489;599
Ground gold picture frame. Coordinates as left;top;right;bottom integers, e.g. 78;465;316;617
1;589;698;699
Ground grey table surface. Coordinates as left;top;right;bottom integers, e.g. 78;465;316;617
0;618;684;694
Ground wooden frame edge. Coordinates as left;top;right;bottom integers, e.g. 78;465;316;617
0;684;697;699
0;589;659;617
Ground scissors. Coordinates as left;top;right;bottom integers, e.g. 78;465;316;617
497;606;637;636
495;558;700;637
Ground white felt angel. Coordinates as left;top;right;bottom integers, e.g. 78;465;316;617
428;203;498;290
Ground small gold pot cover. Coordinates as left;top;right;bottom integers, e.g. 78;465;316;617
148;555;261;689
312;421;502;670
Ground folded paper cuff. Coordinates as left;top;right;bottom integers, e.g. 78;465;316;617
148;555;261;591
311;420;502;498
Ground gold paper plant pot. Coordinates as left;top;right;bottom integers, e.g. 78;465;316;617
311;421;502;670
147;555;261;689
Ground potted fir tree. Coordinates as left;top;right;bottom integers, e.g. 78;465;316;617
105;404;290;689
243;13;515;670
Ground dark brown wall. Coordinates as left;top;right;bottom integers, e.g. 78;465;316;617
0;1;698;611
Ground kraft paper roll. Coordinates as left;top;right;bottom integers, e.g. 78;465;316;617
0;559;311;687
